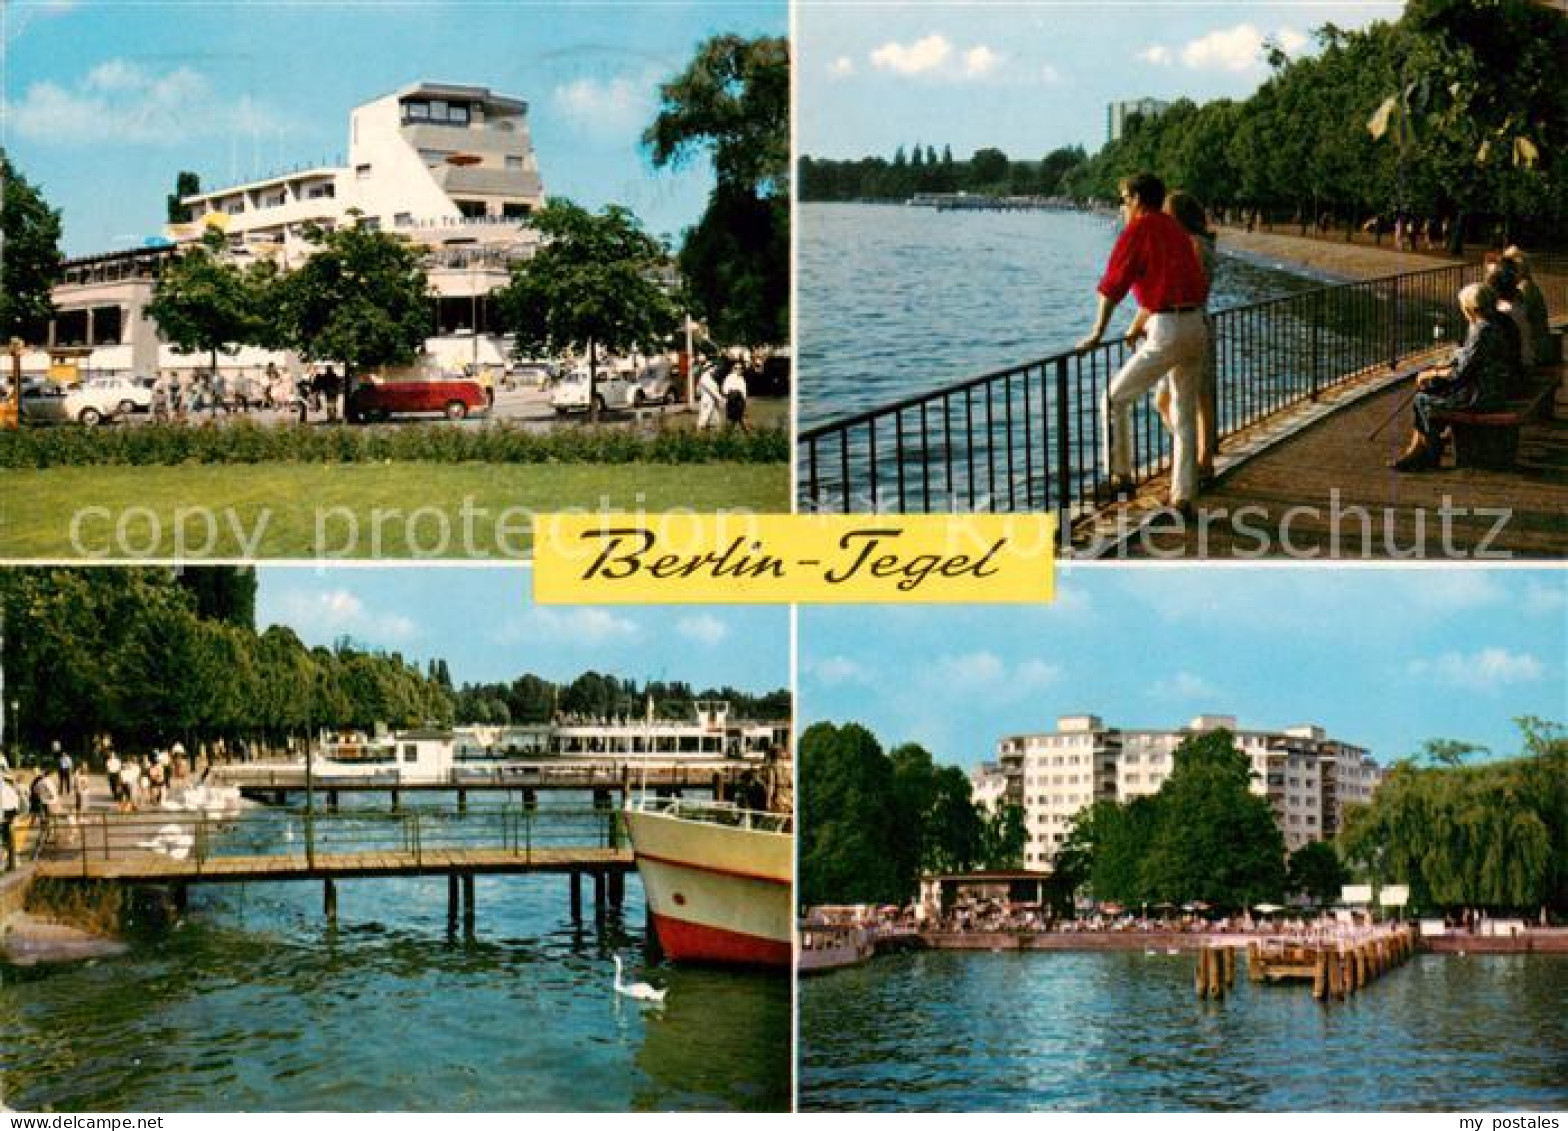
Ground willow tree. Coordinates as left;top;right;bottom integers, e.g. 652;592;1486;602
1340;720;1567;913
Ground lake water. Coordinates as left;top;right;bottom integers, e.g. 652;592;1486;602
0;794;790;1112
798;202;1321;430
799;949;1568;1111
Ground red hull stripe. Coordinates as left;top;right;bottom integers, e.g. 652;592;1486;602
635;849;791;888
651;912;792;967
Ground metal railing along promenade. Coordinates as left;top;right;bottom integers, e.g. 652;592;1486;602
29;804;628;882
798;261;1490;525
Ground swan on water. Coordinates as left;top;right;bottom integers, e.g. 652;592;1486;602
612;955;667;1003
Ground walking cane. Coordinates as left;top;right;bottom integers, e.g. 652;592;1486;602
1367;376;1424;442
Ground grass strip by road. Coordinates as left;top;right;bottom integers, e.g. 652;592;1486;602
0;419;789;468
0;461;789;560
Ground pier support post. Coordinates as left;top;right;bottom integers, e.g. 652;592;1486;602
523;788;537;811
593;788;611;810
327;790;339;813
1221;946;1235;988
447;873;459;936
712;772;725;801
391;788;400;813
457;789;467;814
592;870;606;923
1247;941;1263;982
608;870;624;911
1312;951;1328;1001
462;874;476;937
173;883;189;914
569;871;582;922
274;789;287;807
324;878;337;924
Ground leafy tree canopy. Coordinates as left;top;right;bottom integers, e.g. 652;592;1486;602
644;33;789;198
0;151;63;344
275;215;432;378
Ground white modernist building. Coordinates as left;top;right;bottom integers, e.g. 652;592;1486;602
32;81;545;381
976;714;1382;871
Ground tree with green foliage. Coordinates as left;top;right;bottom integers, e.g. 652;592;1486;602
0;568;456;758
1142;730;1288;910
1340;719;1566;914
274;215;432;384
166;170;202;224
799;721;905;905
493;199;677;421
176;565;256;629
645;33;789;349
1288;841;1348;906
0;151;64;345
980;803;1027;871
147;230;279;379
1059;731;1287;912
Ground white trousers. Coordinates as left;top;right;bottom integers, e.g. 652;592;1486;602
1103;310;1208;504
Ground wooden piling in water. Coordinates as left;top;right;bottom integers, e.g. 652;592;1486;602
390;788;400;812
461;874;476;936
1195;947;1209;997
457;789;467;814
1248;941;1263;982
1222;945;1235;988
447;873;459;934
1312;951;1327;1000
569;871;582;921
324;877;337;923
327;790;339;813
592;870;606;921
608;869;624;911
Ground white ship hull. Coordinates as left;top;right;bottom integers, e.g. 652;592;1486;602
623;800;792;967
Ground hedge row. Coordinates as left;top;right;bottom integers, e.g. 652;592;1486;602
0;420;789;468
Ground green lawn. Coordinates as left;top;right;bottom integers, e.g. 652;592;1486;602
0;461;789;559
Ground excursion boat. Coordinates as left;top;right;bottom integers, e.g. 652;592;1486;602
623;795;792;968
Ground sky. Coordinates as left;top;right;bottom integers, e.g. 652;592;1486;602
254;566;790;693
798;1;1404;160
801;566;1568;772
2;0;784;257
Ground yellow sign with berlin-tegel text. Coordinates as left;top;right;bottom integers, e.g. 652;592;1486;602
533;514;1055;604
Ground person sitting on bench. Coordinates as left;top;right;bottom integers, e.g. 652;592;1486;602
1391;282;1515;472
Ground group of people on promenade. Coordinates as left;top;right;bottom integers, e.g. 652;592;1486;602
695;355;753;431
1079;170;1557;500
1079;172;1218;517
1391;246;1553;472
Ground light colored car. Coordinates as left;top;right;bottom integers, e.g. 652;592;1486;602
21;379;141;426
83;375;154;415
550;358;676;414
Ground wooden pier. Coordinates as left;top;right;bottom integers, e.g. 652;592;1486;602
23;805;637;934
1230;925;1417;1002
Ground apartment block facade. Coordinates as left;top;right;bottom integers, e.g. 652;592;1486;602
974;714;1382;871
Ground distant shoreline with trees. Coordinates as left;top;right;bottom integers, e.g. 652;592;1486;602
801;0;1565;252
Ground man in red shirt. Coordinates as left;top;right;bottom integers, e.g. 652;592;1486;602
1078;172;1210;513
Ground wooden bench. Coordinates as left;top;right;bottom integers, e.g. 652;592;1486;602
1432;378;1557;469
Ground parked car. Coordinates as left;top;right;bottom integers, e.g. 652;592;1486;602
81;375;154;415
550;358;676;414
21;380;137;426
347;367;489;422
